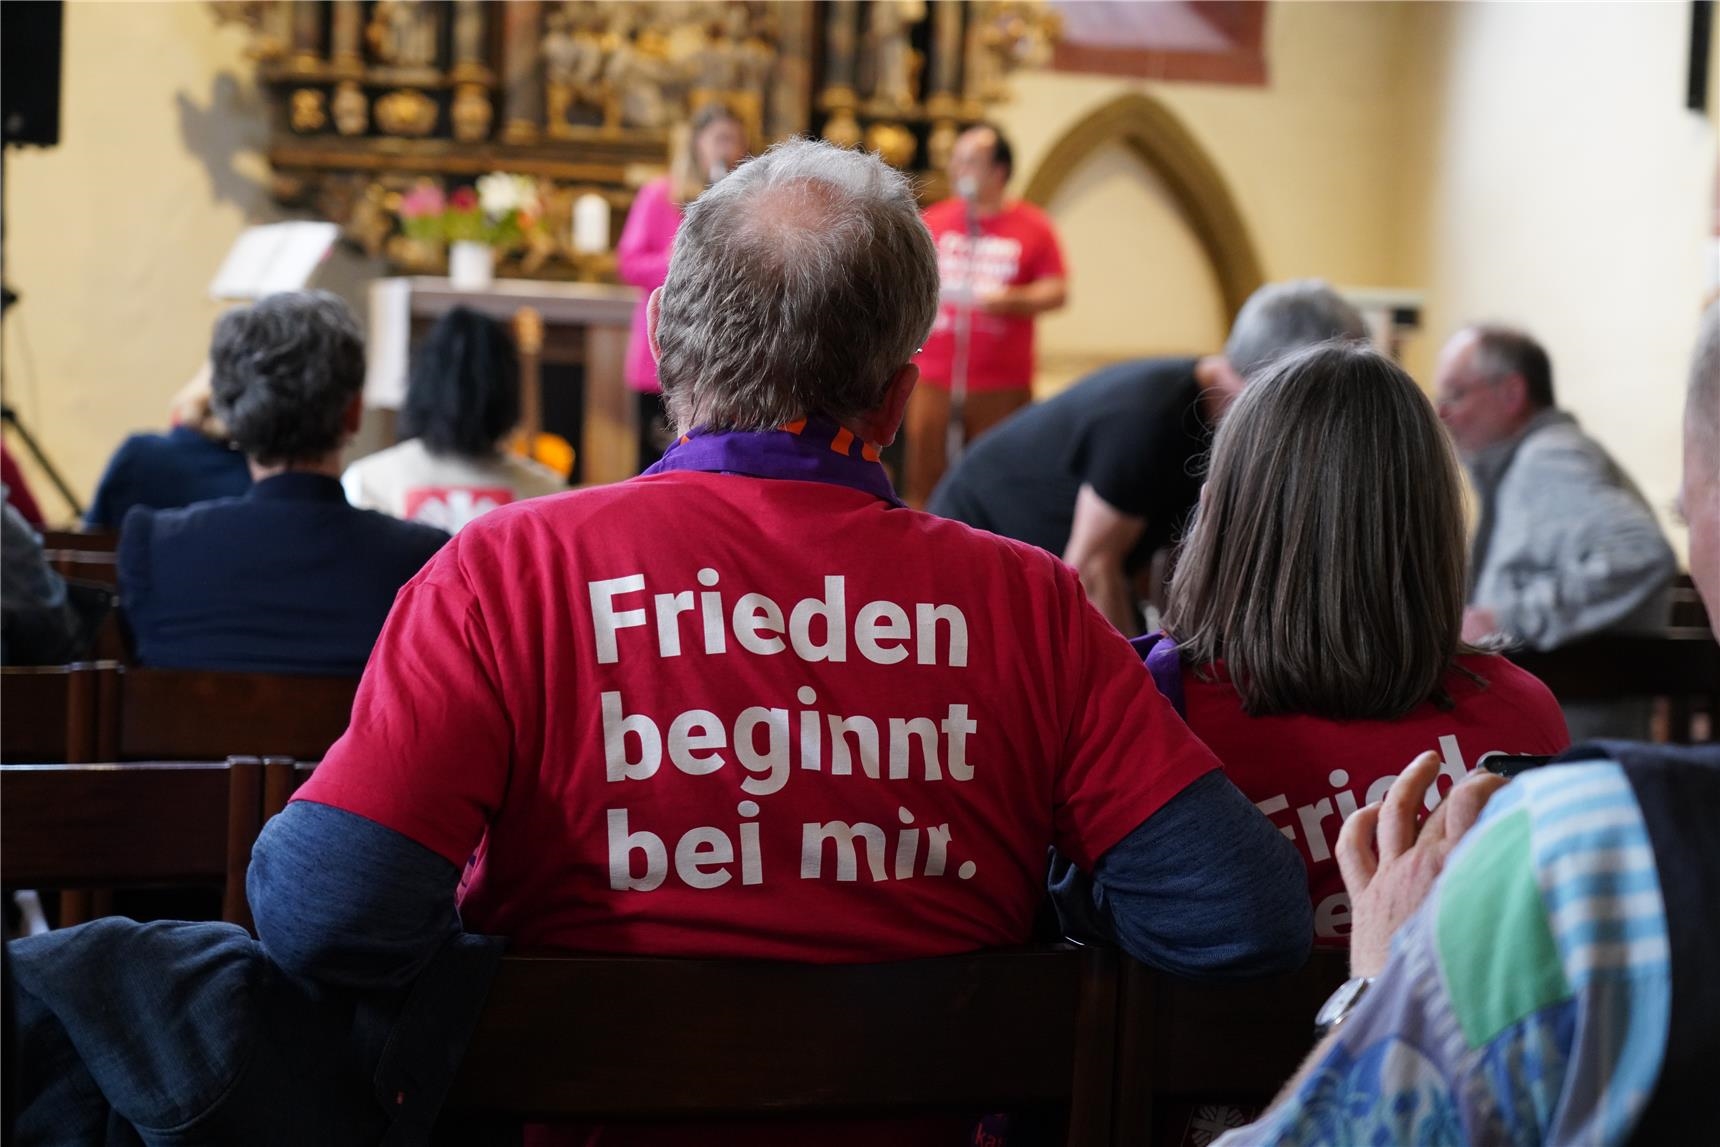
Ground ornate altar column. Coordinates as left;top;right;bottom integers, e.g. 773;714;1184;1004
329;1;363;74
450;0;493;82
290;2;323;73
502;1;543;145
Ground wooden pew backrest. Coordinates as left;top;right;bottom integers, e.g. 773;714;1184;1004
106;668;358;761
445;946;1117;1139
0;758;263;927
0;663;108;763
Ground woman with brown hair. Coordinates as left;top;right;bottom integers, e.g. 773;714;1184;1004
1142;340;1569;946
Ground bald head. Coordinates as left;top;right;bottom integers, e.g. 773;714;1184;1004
654;138;939;436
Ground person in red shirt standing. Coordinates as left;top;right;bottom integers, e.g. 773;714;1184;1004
904;124;1067;507
1127;341;1571;948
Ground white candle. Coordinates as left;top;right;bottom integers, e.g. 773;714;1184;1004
573;193;611;255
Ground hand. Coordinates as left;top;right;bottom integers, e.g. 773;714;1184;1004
975;285;1015;315
1336;751;1508;978
1461;606;1499;644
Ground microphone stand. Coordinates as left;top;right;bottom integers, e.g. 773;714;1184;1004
1;402;84;519
946;193;982;469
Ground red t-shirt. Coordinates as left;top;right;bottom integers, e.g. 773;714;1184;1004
1179;654;1570;946
913;199;1066;393
296;470;1217;963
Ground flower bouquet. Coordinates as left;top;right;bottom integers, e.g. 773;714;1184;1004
394;174;547;288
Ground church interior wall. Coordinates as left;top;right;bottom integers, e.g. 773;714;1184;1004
2;1;1715;562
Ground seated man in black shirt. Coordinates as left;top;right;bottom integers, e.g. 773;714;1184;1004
928;280;1367;632
119;291;449;675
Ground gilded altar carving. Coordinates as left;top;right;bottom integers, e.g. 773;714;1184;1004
224;1;1057;280
374;89;438;136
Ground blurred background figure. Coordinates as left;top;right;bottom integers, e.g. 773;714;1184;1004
342;307;565;534
930;280;1365;635
120;292;447;676
616;102;748;471
83;366;251;531
1434;325;1677;738
904;123;1068;508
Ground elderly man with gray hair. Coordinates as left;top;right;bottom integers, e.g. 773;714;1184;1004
929;279;1369;633
265;134;1311;1037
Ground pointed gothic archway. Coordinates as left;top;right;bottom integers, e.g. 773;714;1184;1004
1021;92;1265;321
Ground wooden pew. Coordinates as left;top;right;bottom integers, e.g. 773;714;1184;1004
36;529;117;554
1112;953;1349;1143
1509;627;1720;743
0;663;108;763
0;757;265;929
98;667;358;761
437;946;1119;1145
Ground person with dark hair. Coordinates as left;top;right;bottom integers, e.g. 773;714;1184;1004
617;103;748;470
118;291;448;675
930;279;1368;634
83;366;253;530
341;307;563;533
1091;342;1570;947
904;122;1068;506
1434;324;1676;737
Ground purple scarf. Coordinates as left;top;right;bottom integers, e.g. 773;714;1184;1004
642;417;904;507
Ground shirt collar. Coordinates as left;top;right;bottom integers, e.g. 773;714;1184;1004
642;416;904;507
246;471;348;503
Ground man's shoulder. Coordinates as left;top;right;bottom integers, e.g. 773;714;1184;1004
1513;413;1622;474
1001;198;1057;231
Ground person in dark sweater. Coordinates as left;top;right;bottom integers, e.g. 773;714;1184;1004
928;280;1367;634
85;368;254;530
119;291;447;676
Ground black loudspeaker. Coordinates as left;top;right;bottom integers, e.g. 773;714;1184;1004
2;0;64;147
1692;0;1714;114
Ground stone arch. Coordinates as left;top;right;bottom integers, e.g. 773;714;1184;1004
1021;92;1265;321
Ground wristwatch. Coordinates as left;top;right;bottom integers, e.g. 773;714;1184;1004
1312;975;1374;1041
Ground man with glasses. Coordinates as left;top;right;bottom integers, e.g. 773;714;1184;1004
1433;325;1675;736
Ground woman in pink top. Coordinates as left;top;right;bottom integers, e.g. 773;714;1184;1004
617;103;747;470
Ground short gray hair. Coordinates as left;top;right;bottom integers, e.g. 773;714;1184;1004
210;290;364;465
1223;279;1369;379
655;138;940;434
1690;300;1720;457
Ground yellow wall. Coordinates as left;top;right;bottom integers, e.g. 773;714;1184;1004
1402;1;1718;555
2;2;271;520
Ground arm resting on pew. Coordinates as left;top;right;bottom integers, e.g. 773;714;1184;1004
249;801;493;991
1050;771;1312;979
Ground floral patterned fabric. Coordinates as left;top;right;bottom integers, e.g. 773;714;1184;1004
1219;762;1670;1147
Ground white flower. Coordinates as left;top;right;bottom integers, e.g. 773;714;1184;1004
477;172;538;218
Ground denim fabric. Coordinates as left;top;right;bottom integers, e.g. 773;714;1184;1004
1048;770;1313;978
9;804;502;1146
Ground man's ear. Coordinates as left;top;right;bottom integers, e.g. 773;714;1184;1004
1500;373;1531;417
342;394;363;437
867;363;919;447
646;288;664;363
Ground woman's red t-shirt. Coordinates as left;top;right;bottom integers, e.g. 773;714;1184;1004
1177;653;1570;946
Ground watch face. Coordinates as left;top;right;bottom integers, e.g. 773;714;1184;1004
1316;976;1371;1029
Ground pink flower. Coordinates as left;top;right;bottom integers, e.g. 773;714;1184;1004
399;182;445;219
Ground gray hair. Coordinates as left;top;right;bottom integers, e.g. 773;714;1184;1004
1223;279;1369;379
654;137;940;434
1691;300;1720;458
210;290;365;465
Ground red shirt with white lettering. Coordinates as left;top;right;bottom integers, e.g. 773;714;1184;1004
1179;654;1570;946
295;468;1217;962
913;199;1066;393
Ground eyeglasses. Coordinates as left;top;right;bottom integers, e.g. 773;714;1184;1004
1435;378;1500;411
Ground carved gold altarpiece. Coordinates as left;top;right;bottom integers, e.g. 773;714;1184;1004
213;0;1060;282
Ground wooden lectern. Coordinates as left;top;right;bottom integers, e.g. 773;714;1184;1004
365;277;642;486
